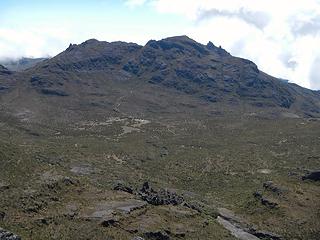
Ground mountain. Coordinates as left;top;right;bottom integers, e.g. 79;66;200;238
0;57;47;71
0;36;320;240
0;36;319;125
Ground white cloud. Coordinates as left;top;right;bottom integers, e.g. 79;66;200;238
125;0;148;7
0;25;74;60
149;0;320;89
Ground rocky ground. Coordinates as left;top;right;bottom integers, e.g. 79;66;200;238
0;115;319;240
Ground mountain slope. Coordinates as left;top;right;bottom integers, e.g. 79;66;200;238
0;36;319;124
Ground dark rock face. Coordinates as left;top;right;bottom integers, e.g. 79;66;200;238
40;88;69;97
302;171;320;181
123;60;140;75
253;230;282;240
143;231;170;240
101;219;117;227
138;182;184;206
0;228;21;240
206;41;230;56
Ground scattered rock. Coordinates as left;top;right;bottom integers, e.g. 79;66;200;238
0;182;10;191
0;227;21;240
263;181;286;195
113;182;134;194
143;231;170;240
64;203;79;218
302;170;320;181
138;182;184;206
160;147;169;157
253;191;278;209
101;219;117;227
35;217;50;226
41;171;78;190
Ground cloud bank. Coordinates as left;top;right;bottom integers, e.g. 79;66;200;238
148;0;320;90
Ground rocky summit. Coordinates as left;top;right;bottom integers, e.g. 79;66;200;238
0;36;319;240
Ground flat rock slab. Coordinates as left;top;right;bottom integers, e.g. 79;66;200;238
218;208;243;223
81;199;147;221
70;164;98;175
217;216;260;240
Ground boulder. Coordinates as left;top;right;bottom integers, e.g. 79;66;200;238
143;231;170;240
263;181;286;195
138;182;184;206
302;171;320;181
253;191;278;209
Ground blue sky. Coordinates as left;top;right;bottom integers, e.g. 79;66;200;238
0;0;320;89
0;0;188;45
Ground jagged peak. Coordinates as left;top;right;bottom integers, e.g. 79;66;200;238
206;41;230;56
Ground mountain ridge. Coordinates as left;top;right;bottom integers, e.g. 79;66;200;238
1;36;319;123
